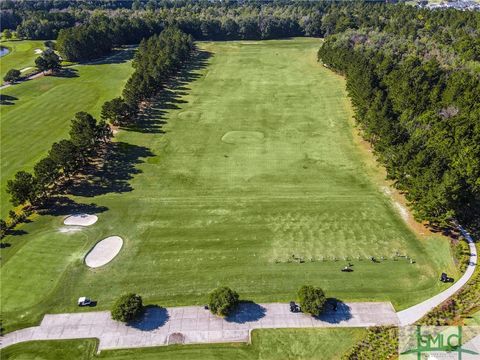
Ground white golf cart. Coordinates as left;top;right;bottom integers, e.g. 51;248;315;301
78;297;92;306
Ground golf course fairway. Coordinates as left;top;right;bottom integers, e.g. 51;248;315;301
0;39;457;332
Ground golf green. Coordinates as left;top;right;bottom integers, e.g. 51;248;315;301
0;40;45;79
0;39;457;332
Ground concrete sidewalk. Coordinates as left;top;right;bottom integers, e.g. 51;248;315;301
0;302;398;351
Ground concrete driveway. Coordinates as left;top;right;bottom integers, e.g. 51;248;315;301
0;302;398;351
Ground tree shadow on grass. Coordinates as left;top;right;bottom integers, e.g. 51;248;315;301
83;47;136;66
125;50;212;134
67;142;154;197
128;305;170;331
38;196;108;217
313;298;352;324
0;94;18;105
3;229;27;237
52;68;79;78
226;301;266;323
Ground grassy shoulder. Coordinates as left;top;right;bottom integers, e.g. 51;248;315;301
0;40;45;79
1;328;366;360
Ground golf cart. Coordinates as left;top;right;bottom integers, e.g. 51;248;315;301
289;301;300;313
78;297;92;306
440;272;454;283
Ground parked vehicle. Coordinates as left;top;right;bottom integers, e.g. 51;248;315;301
289;301;300;313
78;297;92;306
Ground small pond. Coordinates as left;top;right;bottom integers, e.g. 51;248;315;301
0;47;10;57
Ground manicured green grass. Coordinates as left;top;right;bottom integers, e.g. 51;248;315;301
1;39;457;332
1;328;366;359
0;40;45;79
1;339;97;360
0;48;134;217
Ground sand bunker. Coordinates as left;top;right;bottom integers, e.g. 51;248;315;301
64;214;98;226
34;48;43;54
221;131;264;144
85;236;123;268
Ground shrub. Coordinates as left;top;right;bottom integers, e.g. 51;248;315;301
111;293;144;322
4;68;21;83
0;219;7;238
342;326;398;359
297;285;327;316
208;286;239;317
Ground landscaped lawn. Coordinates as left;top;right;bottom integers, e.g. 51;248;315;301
0;40;45;79
0;48;134;217
0;39;457;332
0;328;366;359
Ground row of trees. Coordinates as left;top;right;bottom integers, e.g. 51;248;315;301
207;285;327;318
111;285;326;323
318;30;480;228
6;112;111;208
5;27;193;215
102;27;194;125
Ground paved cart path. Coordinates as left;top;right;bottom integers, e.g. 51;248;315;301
397;224;477;326
0;302;398;351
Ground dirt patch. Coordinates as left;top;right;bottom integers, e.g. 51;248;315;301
382;186;409;222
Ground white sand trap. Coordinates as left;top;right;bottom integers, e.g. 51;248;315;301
20;67;33;73
34;48;43;54
85;236;123;268
64;214;98;226
221;131;264;144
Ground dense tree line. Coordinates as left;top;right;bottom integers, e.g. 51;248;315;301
3;1;478;62
5;27;193;213
319;30;480;228
54;7;310;62
56;15;163;61
103;27;194;123
16;12;76;39
18;1;469;67
6;113;110;208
